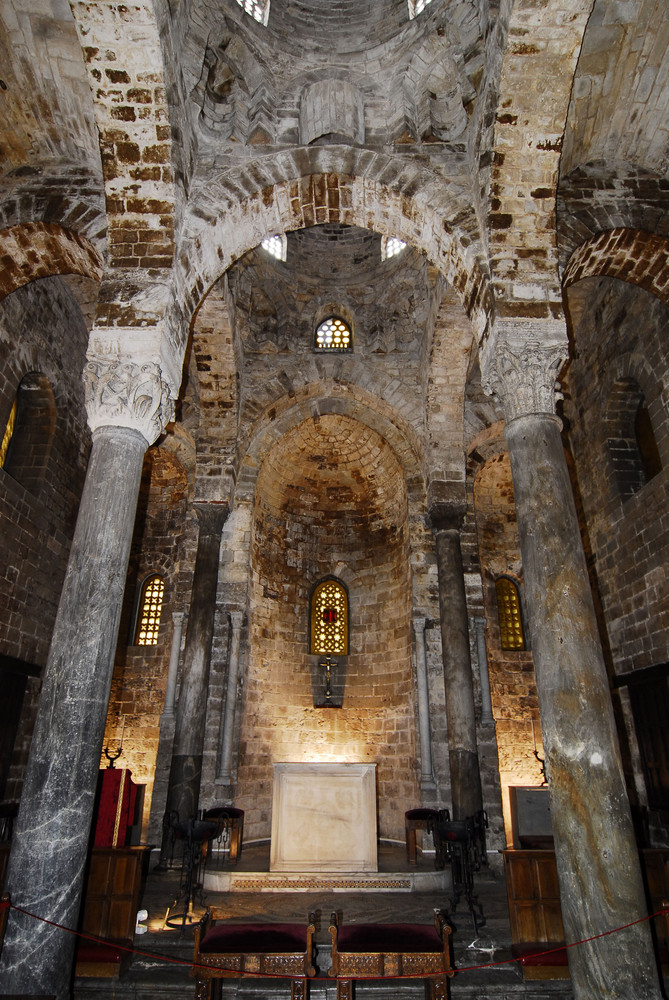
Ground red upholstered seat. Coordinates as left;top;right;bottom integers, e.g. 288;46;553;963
200;922;309;954
193;910;316;1000
329;912;453;1000
337;923;443;953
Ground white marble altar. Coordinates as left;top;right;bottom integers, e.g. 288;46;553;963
270;762;378;872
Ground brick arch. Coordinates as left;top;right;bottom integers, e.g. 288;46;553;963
0;223;103;303
0;166;107;253
235;379;425;507
562;229;669;308
177;163;494;348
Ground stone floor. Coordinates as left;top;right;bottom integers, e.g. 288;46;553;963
74;841;576;1000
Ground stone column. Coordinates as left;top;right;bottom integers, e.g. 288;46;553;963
482;322;662;1000
473;616;494;726
430;497;483;821
164;502;228;824
412;616;435;788
163;611;186;715
217;611;244;784
0;358;173;998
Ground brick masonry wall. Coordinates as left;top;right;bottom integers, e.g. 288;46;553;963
563;277;669;675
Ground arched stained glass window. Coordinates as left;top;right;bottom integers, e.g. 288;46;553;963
134;574;165;645
310;579;349;655
495;576;525;651
315;316;352;351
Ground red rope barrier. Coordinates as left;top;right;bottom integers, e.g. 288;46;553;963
5;900;669;981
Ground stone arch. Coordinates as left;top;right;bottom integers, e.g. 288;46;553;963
563;229;669;308
234;378;425;506
0;223;103;303
177;161;494;350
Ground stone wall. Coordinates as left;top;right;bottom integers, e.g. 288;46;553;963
564;277;669;675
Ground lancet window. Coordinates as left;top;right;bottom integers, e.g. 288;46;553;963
310;579;349;655
495;576;525;651
134;574;165;645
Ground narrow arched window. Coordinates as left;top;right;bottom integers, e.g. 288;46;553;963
310;579;349;655
315;316;352;352
1;374;56;495
495;576;525;651
607;377;662;499
134;574;165;645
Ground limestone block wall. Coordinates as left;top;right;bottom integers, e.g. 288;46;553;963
0;276;90;800
564;278;669;674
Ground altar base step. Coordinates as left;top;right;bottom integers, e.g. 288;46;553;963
204;868;449;893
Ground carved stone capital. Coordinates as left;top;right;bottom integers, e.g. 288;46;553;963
426;479;466;532
83;357;174;445
480;320;569;424
194;501;230;536
229;610;244;632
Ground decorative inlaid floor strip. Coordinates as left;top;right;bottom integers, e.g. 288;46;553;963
204;870;448;893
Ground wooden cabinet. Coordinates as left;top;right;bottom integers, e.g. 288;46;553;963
76;845;150;977
504;848;669;979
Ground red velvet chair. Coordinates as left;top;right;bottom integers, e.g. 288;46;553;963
328;911;453;1000
193;910;316;1000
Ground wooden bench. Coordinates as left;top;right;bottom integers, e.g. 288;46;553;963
193;909;316;1000
328;911;453;1000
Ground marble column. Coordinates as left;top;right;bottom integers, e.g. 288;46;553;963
473;616;494;726
164;502;228;824
0;358;173;998
217;611;244;783
430;506;483;821
482;322;662;1000
163;611;186;715
412;616;435;787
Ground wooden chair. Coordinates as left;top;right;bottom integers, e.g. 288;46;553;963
202;807;244;864
404;808;438;865
328;911;453;1000
193;909;316;1000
